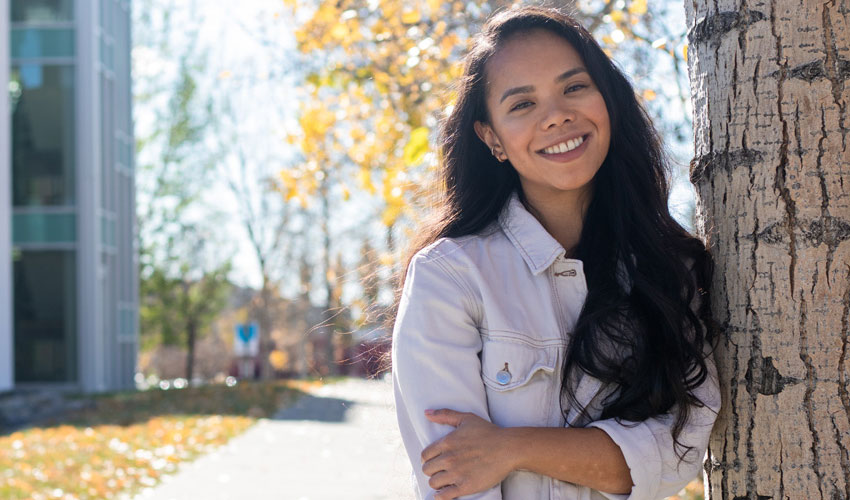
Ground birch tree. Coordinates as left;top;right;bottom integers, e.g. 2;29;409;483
685;1;850;498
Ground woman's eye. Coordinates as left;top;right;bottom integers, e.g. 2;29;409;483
510;101;532;111
565;84;587;93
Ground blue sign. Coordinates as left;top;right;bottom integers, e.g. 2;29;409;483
234;322;260;356
237;323;257;343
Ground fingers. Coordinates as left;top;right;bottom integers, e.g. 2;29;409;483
434;485;462;500
421;440;442;465
422;453;437;476
424;458;462;499
424;408;466;427
427;470;454;491
422;449;451;477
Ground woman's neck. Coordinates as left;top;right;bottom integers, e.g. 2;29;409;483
519;185;592;258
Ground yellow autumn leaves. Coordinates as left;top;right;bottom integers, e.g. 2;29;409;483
403;127;430;167
1;416;253;500
279;0;472;230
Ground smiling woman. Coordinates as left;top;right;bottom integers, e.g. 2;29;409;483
389;6;720;500
473;29;610;256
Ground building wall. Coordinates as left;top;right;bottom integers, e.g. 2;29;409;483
6;0;136;393
0;0;12;393
95;0;137;392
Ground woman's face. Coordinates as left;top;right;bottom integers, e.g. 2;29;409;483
474;29;611;205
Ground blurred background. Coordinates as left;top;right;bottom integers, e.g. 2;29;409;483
0;0;704;499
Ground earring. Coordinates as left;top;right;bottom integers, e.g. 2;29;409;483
491;145;507;162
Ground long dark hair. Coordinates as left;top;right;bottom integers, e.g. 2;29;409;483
392;6;716;459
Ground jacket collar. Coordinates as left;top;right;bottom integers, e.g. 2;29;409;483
498;191;567;276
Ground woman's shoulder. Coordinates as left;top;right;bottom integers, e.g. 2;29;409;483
411;225;503;266
411;236;478;270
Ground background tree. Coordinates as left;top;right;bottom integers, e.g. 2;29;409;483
134;2;234;384
212;96;300;381
140;230;232;384
685;1;850;497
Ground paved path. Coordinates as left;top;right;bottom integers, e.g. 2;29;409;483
135;376;415;500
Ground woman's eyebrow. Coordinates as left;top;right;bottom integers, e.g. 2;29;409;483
555;67;588;82
499;85;534;103
498;67;589;104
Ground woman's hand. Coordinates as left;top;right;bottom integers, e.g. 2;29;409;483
421;409;515;500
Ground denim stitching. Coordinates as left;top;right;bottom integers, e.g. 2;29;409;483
428;241;484;325
480;331;569;348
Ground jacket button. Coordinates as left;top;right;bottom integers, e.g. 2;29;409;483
496;362;511;385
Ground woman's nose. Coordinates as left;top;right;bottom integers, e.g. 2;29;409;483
540;100;576;130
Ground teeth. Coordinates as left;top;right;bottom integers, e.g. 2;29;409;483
543;136;584;154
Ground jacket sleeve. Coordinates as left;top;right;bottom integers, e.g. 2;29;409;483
585;350;720;499
392;248;502;500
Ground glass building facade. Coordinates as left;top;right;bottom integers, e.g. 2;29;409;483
0;0;137;393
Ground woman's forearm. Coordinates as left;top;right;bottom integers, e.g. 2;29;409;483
502;426;633;495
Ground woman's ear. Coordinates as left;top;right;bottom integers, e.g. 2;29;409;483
474;120;496;150
475;121;508;162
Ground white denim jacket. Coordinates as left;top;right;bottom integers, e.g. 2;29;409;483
391;192;721;500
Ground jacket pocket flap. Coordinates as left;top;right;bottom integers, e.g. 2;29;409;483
480;339;557;391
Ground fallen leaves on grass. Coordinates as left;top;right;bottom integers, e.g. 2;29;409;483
1;415;253;499
0;380;306;500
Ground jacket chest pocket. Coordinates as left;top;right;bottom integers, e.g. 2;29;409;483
480;337;561;428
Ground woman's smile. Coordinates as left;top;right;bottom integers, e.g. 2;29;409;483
536;133;591;162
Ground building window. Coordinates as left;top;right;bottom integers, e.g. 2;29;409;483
11;0;74;23
10;64;76;206
13;250;77;383
10;28;75;59
13;212;76;244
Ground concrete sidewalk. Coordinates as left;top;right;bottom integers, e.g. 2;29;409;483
134;376;415;500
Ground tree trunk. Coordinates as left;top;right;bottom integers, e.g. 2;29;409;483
186;318;197;386
320;179;337;376
685;1;850;498
298;259;312;378
258;276;274;381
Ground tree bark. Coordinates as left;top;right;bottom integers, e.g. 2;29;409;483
258;275;274;380
685;1;850;498
186;318;197;386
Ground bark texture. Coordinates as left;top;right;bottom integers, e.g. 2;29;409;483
684;1;850;498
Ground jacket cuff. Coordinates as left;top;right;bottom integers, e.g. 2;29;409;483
586;419;662;500
457;484;502;500
413;477;501;500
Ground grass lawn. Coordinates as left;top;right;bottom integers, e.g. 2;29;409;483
0;378;316;500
